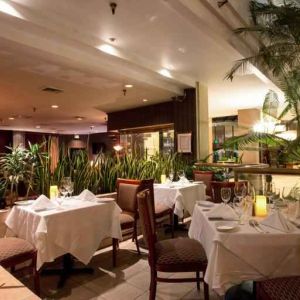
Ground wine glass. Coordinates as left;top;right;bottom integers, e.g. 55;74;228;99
233;196;244;224
58;182;68;200
221;187;231;205
169;170;174;182
234;182;247;202
66;181;74;197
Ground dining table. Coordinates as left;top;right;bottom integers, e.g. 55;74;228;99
5;197;122;287
189;203;300;295
153;181;206;218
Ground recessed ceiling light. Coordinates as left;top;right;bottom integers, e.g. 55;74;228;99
74;134;80;139
159;69;172;78
35;125;41;129
125;84;133;88
76;116;83;121
143;98;148;102
97;44;119;56
51;104;59;109
8;117;14;120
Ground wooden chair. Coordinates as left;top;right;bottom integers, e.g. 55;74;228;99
137;189;209;300
113;178;174;266
113;179;141;267
256;277;300;300
211;180;248;203
0;237;40;295
193;170;214;198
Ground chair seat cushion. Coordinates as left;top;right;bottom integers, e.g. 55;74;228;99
154;203;172;218
0;237;34;263
155;238;207;272
120;212;135;229
257;277;300;300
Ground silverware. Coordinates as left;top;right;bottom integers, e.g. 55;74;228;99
249;219;269;233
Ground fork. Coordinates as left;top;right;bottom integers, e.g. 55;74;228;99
249;219;269;233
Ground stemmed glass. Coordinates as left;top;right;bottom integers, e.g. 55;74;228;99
221;187;231;205
169;170;174;182
234;182;247;203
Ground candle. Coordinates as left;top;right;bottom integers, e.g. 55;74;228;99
50;185;59;200
161;174;166;184
255;195;267;217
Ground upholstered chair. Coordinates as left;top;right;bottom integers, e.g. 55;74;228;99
137;190;209;300
113;178;174;266
193;170;214;199
211;180;248;203
256;277;300;300
0;237;40;295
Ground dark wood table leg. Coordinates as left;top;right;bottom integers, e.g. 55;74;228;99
42;253;94;288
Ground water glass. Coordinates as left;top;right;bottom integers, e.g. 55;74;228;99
221;187;231;205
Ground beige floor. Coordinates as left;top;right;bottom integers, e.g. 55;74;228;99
21;232;220;300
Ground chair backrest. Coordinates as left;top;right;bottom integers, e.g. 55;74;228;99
137;189;157;265
116;178;154;213
211;180;248;203
193;170;214;196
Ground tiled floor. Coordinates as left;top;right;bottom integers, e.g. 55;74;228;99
21;231;221;300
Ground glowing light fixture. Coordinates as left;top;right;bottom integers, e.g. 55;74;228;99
113;144;123;152
8;117;14;120
125;84;133;88
0;0;22;18
159;68;172;78
74;134;80;139
51;104;59;109
35;125;41;129
97;44;119;56
143;98;148;102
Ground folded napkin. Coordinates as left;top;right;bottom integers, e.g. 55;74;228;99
30;195;58;211
260;210;295;233
77;189;97;202
207;204;238;220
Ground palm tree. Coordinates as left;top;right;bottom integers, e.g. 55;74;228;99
226;0;300;133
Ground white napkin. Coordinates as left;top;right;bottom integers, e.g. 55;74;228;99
77;189;97;202
260;210;295;233
30;195;58;211
207;204;238;220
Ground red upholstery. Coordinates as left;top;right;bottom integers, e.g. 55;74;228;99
256;277;300;300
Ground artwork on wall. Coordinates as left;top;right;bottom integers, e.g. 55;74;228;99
177;133;192;153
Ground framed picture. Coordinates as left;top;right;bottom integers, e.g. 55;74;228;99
177;133;192;153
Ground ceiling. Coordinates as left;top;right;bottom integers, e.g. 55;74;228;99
0;0;281;134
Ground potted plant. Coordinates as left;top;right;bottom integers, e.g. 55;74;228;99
0;179;6;208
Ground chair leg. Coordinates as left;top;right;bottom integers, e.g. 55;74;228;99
149;269;157;300
133;221;140;255
170;212;174;238
204;282;209;300
112;238;118;267
196;271;200;290
32;253;40;296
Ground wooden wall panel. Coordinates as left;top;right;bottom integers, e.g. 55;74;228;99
107;88;197;158
108;101;174;131
0;130;13;153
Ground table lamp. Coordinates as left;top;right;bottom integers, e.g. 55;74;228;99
50;185;59;200
255;195;267;217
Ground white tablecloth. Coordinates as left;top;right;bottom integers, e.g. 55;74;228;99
154;182;206;218
188;205;300;295
5;199;122;269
